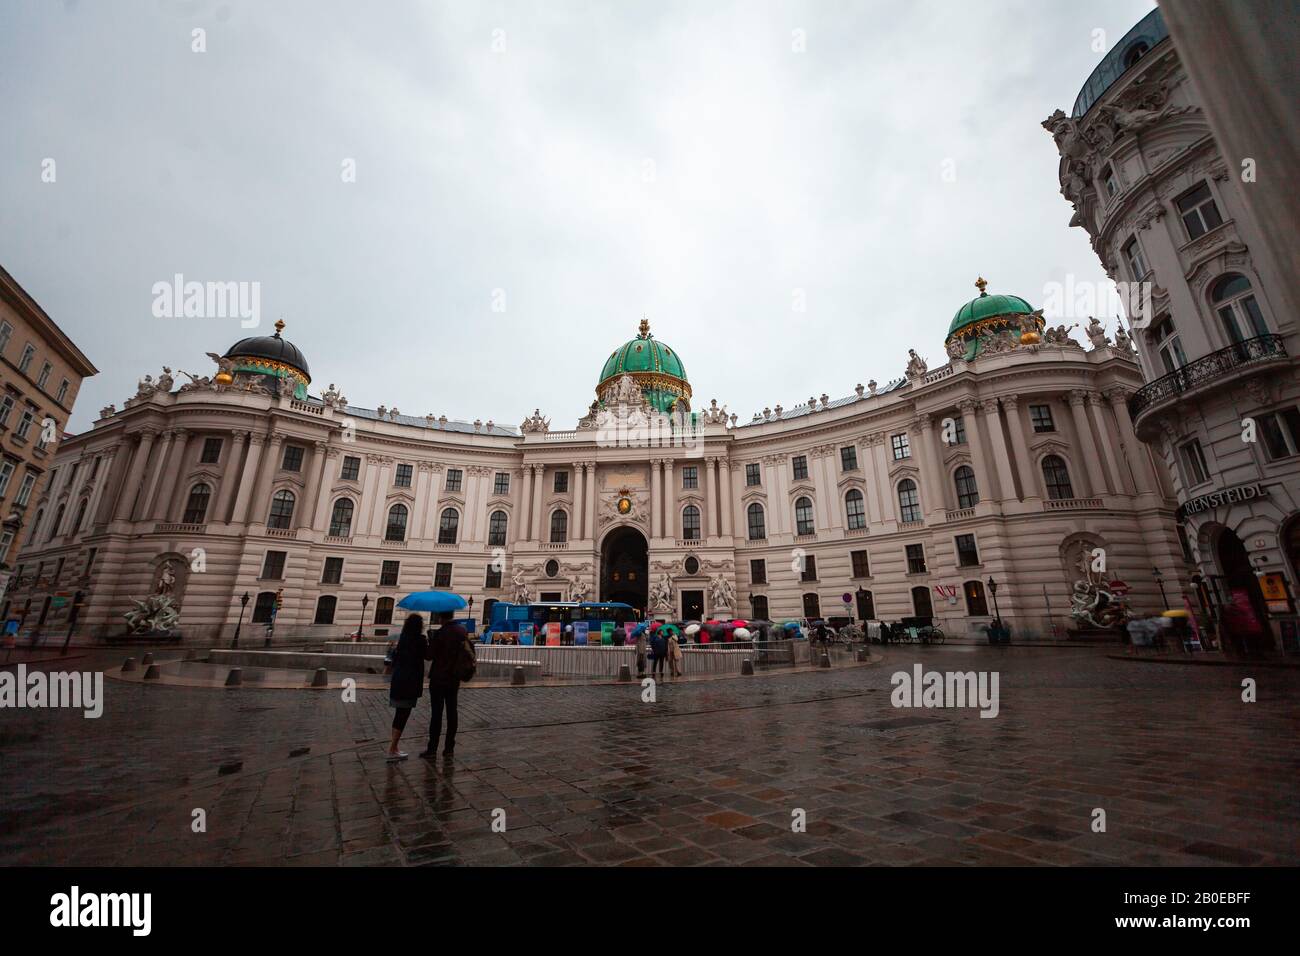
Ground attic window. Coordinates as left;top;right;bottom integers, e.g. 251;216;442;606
1123;42;1150;70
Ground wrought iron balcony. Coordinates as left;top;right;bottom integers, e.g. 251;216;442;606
1128;334;1287;422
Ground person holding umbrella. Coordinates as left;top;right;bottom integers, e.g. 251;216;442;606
396;590;471;762
387;613;428;761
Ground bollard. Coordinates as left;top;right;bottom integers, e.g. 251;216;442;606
143;664;161;680
819;652;831;668
511;666;526;686
121;657;137;673
741;658;754;676
855;647;868;663
225;667;243;687
310;667;328;687
618;663;632;682
141;652;154;666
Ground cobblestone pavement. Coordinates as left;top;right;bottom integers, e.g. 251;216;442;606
2;645;1297;866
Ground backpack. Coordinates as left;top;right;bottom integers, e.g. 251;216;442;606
455;633;477;682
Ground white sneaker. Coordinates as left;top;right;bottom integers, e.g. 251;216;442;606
387;750;408;762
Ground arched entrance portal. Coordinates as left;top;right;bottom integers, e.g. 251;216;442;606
1215;527;1272;655
601;527;648;617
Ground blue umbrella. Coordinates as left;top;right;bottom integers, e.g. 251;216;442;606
397;591;468;613
630;622;649;637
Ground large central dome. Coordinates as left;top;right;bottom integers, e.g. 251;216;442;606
596;319;691;413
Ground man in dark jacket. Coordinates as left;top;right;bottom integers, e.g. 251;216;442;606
421;612;468;760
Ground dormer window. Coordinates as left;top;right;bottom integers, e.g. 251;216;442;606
1123;42;1150;70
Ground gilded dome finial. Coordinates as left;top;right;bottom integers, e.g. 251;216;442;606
638;316;651;339
274;318;286;336
974;276;988;297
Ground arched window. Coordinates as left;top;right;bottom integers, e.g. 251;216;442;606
1212;274;1269;345
329;498;354;537
1042;455;1074;500
438;508;459;544
794;496;815;535
1122;41;1149;69
488;510;508;547
681;505;701;540
385;503;409;541
802;592;821;619
964;580;989;616
48;503;65;541
314;595;337;625
897;479;921;523
550;509;568;543
267;489;295;529
252;591;276;624
746;502;766;540
72;497;90;534
954;466;980;509
374;596;394;626
183;484;210;524
911;585;934;618
845;489;866;530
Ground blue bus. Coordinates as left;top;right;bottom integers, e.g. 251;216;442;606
484;601;636;642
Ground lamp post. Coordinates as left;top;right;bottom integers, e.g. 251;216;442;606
1153;566;1169;609
357;593;370;641
232;591;250;648
987;576;1002;631
855;586;868;622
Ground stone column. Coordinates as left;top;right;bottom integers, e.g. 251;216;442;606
95;444;133;526
818;450;841;531
1068;390;1107;498
518;464;533;541
956;400;992;508
212;430;248;524
980;399;1017;502
314;447;340;532
916;416;946;517
650;458;661;539
585;460;597;540
230;433;267;524
251;435;284;526
422;464;444;539
530;463;545;541
115;428;157;521
573;462;586;539
367;456;393;535
139;428;175;521
720;460;735;537
664;458;677;539
1000;395;1039;503
864;434;885;524
1088;394;1130;496
300;441;328;528
84;450;116;530
410;462;432;540
155;428;191;521
705;457;720;538
1105;388;1154;495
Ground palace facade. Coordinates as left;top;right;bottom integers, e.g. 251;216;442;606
1045;8;1300;651
6;287;1190;643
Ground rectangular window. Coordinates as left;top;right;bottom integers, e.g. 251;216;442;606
84;547;97;577
750;558;767;585
494;472;510;495
906;544;927;575
851;549;870;578
951;416;967;445
1102;165;1119;198
314;597;336;625
434;562;453;588
840;445;858;471
792;456;808;480
445;468;463;492
1029;404;1056;432
553;471;568;493
681;466;698;489
200;437;223;463
891;433;911;460
37;363;52;389
1176;182;1224;240
341;455;361;481
485;566;502;589
0;461;13;499
1179;439;1211;487
745;463;761;486
35;417;56;450
801;555;818;582
955;533;980;567
0;322;11;354
19;344;35;374
1152;317;1188;373
17;409;35;440
321;557;344;584
0;395;13;427
1123;236;1149;279
394;463;413;487
261;551;287;580
380;560;401;587
16;473;36;506
56;379;70;404
281;445;304;472
1259;407;1300;461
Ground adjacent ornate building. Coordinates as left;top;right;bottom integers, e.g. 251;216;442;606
1044;8;1300;652
6;291;1189;644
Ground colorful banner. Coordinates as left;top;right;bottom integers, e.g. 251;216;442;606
573;621;589;646
518;623;534;646
600;621;614;645
544;622;561;646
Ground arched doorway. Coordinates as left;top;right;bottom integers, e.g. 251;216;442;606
1215;527;1272;655
601;527;648;617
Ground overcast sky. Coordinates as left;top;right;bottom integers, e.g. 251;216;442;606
2;0;1157;433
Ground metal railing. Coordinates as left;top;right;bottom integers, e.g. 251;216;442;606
1128;334;1286;420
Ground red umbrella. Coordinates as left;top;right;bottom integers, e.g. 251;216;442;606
704;619;723;626
729;619;748;628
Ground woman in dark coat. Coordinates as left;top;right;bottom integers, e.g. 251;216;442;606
387;614;428;761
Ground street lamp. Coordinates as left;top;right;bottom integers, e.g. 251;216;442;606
987;576;1002;629
232;591;250;648
357;593;370;641
1153;566;1169;609
855;586;868;622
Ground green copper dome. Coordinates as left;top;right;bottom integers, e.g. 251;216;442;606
948;278;1034;338
596;318;692;414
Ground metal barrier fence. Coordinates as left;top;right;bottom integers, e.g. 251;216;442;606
470;639;807;678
